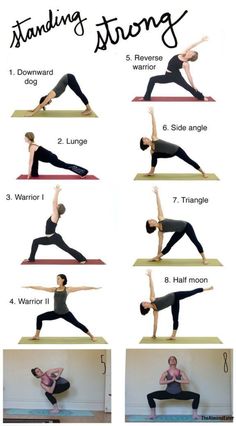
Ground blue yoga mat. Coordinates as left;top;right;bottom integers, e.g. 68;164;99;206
126;414;229;422
6;408;94;417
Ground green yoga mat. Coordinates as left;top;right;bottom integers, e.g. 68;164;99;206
18;336;107;344
140;336;222;344
134;173;219;181
134;259;223;266
12;110;98;118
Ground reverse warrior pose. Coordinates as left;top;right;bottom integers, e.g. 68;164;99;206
147;356;201;419
24;274;101;341
28;185;86;263
146;187;208;264
140;270;213;339
142;36;209;101
25;73;92;116
25;132;88;178
31;367;70;413
140;108;207;177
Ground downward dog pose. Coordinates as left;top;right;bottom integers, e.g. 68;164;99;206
146;187;208;264
28;185;86;262
25;132;88;178
142;36;209;101
140;270;213;339
140;108;207;177
25;73;92;116
147;356;201;419
31;367;70;413
24;274;101;341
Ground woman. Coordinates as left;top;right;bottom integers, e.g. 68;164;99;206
147;356;201;419
140;270;213;340
31;367;70;413
140;108;207;177
142;36;209;101
146;187;208;264
24;274;101;341
28;185;86;263
25;132;88;178
25;73;92;116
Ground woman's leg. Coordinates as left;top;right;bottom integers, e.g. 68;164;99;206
173;391;201;418
67;74;90;107
49;155;88;177
172;72;204;100
185;223;207;264
28;236;52;261
52;234;87;262
161;231;185;255
175;147;207;177
147;390;173;418
45;382;70;413
143;73;174;100
32;311;60;339
61;311;97;340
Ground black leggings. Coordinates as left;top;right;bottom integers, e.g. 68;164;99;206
162;223;203;255
45;381;70;406
151;147;200;170
31;153;88;178
147;390;200;409
67;73;88;106
37;310;89;333
28;232;86;262
172;288;203;330
144;71;204;100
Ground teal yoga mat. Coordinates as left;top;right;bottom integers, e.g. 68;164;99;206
126;414;231;422
5;409;93;417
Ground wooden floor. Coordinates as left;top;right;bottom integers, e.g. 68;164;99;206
3;410;111;423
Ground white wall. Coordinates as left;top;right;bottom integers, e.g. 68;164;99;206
125;349;232;415
4;349;110;410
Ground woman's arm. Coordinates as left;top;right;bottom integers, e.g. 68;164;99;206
51;185;61;221
157;231;164;254
148;107;158;140
159;371;174;385
28;148;35;179
67;286;102;293
152;310;158;337
146;270;155;301
22;286;55;292
183;62;196;89
40;381;56;394
176;370;190;384
26;91;56;117
46;368;64;379
181;36;208;54
153;186;164;221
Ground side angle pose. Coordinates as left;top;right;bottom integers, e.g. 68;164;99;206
146;187;208;264
147;356;201;419
140;270;213;340
25;73;92;116
25;132;88;178
28;185;86;263
31;367;70;413
140;108;207;177
24;274;101;341
142;36;209;101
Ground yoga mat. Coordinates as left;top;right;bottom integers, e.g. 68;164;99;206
21;259;105;265
133;259;222;267
134;173;219;181
3;420;60;423
17;174;99;180
126;414;229;422
5;409;93;417
18;336;107;344
132;96;215;102
139;336;222;344
12;110;98;118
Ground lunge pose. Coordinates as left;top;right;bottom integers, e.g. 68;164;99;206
142;36;209;101
146;187;208;264
25;132;88;178
28;185;86;262
24;274;101;341
31;367;70;413
140;270;213;339
140;108;207;177
26;73;92;116
147;356;201;419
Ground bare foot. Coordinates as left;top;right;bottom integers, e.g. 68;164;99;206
203;259;208;265
31;336;40;340
202;172;208;178
150;257;161;262
148;415;157;420
204;97;209;101
78;260;87;264
81;107;92;116
192;414;202;420
50;407;60;414
167;336;176;340
91;336;97;342
205;286;214;291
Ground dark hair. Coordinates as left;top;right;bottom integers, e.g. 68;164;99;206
146;220;156;234
140;303;150;315
188;51;198;62
168;356;177;364
140;138;149;151
39;96;48;111
58;274;67;286
58;203;66;216
31;368;39;377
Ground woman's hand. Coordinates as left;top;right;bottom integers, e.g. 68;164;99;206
153;186;158;194
148;107;154;115
54;184;62;192
146;269;152;277
201;36;208;42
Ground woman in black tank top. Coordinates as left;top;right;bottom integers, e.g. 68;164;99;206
28;185;87;263
141;36;209;101
25;132;88;178
145;187;208;264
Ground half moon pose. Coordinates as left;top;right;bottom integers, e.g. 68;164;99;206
147;356;201;419
146;187;208;264
25;132;88;178
142;36;209;101
140;108;207;177
28;185;86;263
25;73;92;116
31;367;70;413
24;274;101;341
140;270;213;340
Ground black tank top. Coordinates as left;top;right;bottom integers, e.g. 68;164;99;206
45;217;57;234
167;55;183;72
34;146;55;163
